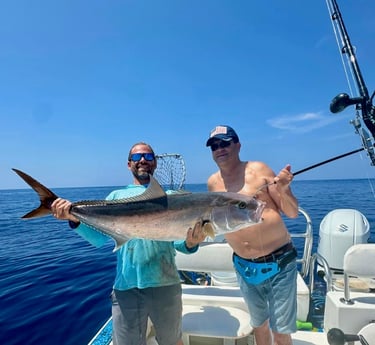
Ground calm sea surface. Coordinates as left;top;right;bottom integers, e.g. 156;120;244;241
1;179;375;345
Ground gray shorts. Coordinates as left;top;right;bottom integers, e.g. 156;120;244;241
112;284;182;345
237;258;297;333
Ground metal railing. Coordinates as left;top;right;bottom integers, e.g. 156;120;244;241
290;207;313;279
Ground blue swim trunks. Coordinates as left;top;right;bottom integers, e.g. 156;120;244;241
234;245;298;333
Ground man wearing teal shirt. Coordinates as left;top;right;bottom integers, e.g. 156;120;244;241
51;142;206;345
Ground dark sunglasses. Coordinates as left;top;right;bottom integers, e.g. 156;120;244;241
210;140;233;152
130;153;155;162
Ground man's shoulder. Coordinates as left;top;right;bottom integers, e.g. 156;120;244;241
208;170;220;179
207;171;220;185
245;161;275;182
245;160;271;171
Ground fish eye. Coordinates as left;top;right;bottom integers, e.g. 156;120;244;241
238;201;247;209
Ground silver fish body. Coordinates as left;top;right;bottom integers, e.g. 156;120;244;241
12;168;265;249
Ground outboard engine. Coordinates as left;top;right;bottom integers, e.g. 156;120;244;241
317;209;370;273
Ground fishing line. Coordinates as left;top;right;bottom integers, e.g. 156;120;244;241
325;0;375;165
325;0;355;98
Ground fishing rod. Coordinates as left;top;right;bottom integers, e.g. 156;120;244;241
293;147;364;176
326;0;375;165
255;148;365;193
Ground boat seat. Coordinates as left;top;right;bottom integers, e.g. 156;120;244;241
182;304;252;344
177;243;250;344
176;242;310;344
325;244;375;335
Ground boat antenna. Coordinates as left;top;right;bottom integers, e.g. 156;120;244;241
326;0;375;165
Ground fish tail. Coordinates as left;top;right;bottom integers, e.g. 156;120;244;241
12;168;59;219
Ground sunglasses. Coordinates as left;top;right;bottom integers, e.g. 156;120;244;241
130;153;155;162
210;140;233;152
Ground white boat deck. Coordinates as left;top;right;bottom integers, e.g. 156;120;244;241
145;331;330;345
292;331;330;345
89;211;375;345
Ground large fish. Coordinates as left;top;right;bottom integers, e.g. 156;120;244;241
12;168;265;249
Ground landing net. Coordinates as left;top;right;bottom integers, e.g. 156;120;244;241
154;153;186;190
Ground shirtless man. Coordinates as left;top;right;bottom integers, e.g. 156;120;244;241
206;125;299;345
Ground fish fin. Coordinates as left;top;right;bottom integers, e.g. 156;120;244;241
109;175;168;206
143;175;167;199
12;168;59;219
113;175;168;205
113;240;128;252
80;223;129;252
22;206;52;219
202;221;215;239
112;236;130;252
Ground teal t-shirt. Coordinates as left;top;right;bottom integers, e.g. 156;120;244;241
75;184;198;290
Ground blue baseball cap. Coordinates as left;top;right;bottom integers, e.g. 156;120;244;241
206;125;239;146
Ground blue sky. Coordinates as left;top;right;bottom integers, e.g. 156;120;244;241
2;0;375;190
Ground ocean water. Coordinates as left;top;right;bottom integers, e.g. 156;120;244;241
1;179;375;345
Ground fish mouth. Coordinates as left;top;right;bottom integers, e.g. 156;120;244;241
210;218;255;234
209;197;265;234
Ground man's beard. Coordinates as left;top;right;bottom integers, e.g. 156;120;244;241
133;168;152;181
